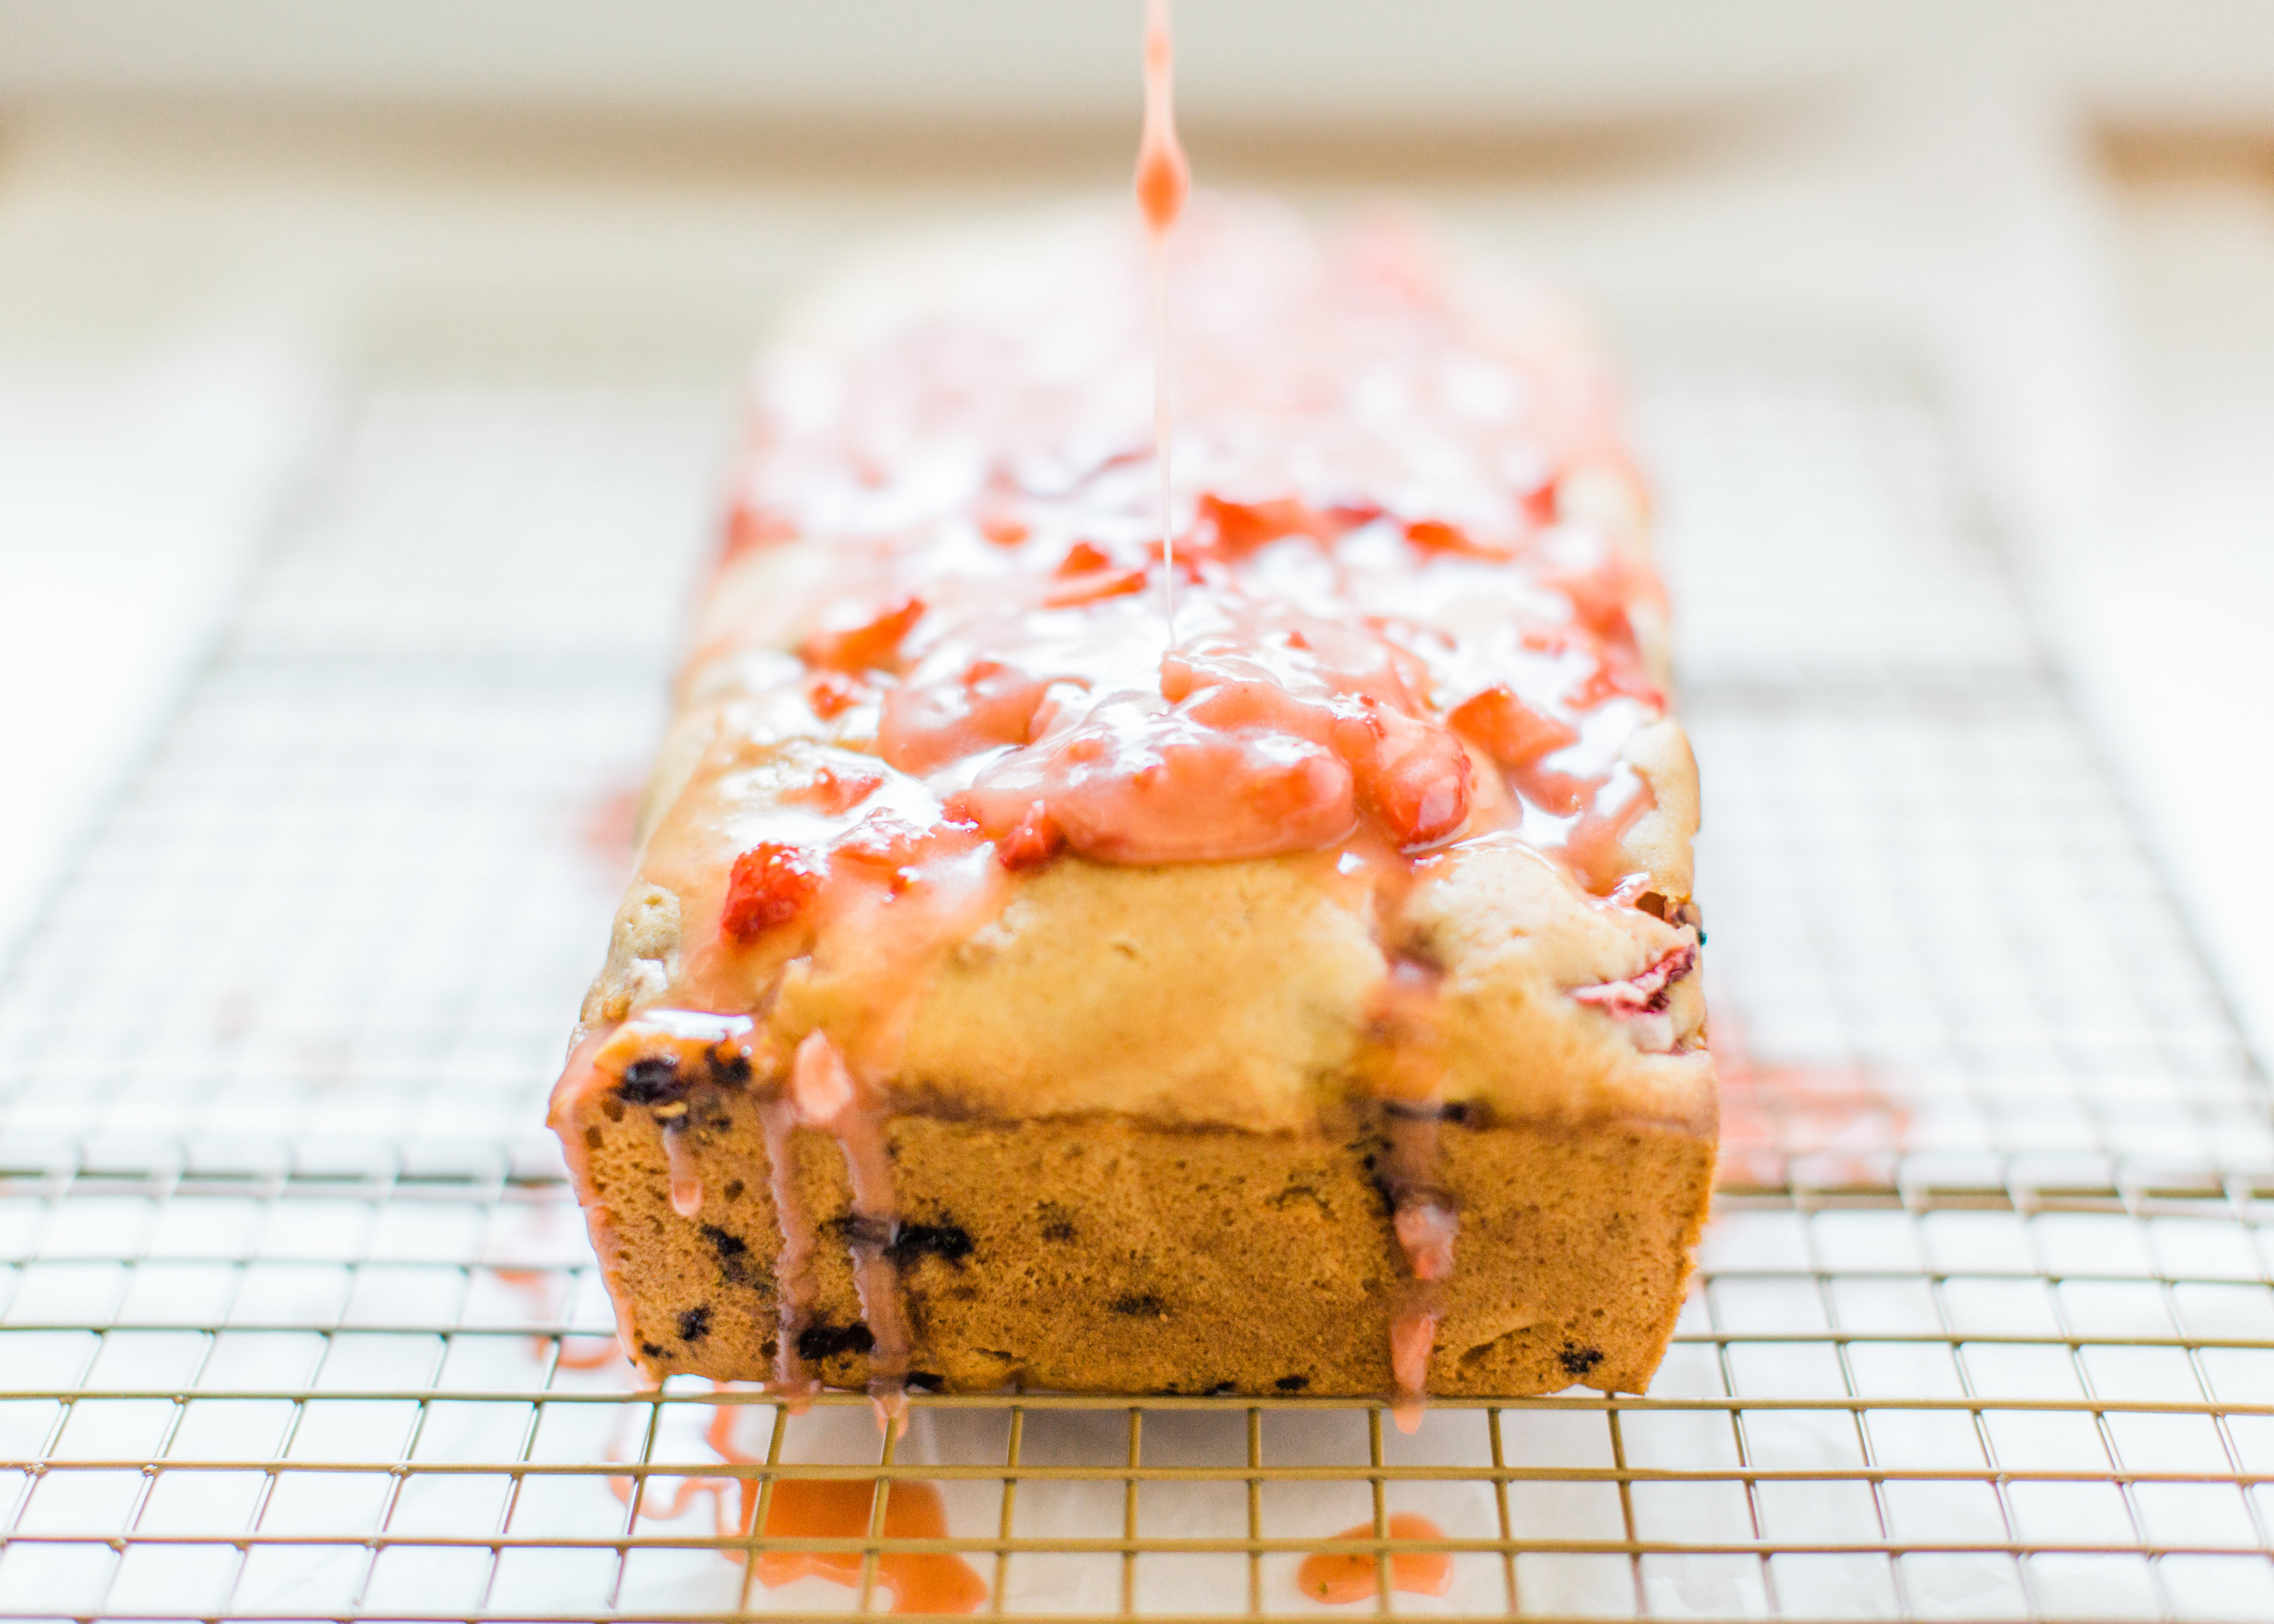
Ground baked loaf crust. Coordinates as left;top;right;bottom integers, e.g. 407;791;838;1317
551;202;1715;1414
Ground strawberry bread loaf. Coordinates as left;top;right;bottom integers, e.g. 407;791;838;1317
550;201;1714;1418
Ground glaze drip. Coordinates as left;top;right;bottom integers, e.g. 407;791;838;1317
793;1030;915;1431
662;1123;704;1219
1371;958;1457;1428
757;1093;821;1398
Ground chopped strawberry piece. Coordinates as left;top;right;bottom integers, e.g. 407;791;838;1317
1404;518;1500;558
721;843;823;938
1448;685;1579;767
1512;766;1594;818
1196;494;1355;558
805;670;867;719
995;802;1064;870
1549;564;1635;643
783;765;884;815
800;596;925;673
979;517;1028;547
1572;944;1697;1016
1356;714;1472;850
1043;567;1149;608
1055;540;1112;575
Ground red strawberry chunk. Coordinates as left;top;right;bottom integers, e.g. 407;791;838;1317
721;842;823;938
1355;711;1473;850
800;596;924;673
805;671;868;720
1043;567;1149;608
1055;540;1112;575
782;766;884;815
1448;685;1579;767
995;802;1065;870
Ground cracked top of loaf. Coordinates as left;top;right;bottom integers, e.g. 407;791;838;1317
564;199;1712;1138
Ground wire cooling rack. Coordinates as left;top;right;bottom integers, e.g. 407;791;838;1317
3;313;2271;1623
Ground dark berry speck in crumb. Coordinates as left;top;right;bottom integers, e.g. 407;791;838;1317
1558;1344;1604;1378
798;1321;877;1362
711;1049;753;1086
639;1341;666;1359
678;1305;711;1343
1274;1374;1309;1392
615;1055;682;1106
886;1221;974;1266
1109;1292;1167;1317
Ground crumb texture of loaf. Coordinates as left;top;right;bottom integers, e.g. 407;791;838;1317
568;1079;1712;1396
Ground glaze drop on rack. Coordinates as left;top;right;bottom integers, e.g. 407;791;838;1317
1295;1513;1453;1604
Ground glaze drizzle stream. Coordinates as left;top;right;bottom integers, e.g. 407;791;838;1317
1136;0;1189;640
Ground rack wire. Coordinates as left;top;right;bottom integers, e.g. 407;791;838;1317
3;311;2270;1622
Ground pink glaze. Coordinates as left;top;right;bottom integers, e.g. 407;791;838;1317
1393;1201;1458;1283
1388;1309;1440;1434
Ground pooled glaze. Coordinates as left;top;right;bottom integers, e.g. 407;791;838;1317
749;1478;988;1614
605;1395;987;1613
1296;1513;1454;1604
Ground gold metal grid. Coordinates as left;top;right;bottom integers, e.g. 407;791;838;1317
11;1169;2274;1620
3;316;2271;1621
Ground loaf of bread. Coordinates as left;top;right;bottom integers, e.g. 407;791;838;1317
550;201;1714;1419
